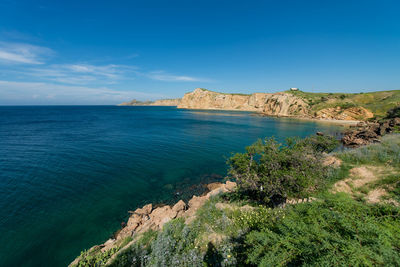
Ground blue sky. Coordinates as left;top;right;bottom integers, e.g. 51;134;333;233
0;0;399;104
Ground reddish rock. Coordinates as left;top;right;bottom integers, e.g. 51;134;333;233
134;203;152;215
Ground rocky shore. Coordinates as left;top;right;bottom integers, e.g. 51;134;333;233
69;126;400;266
69;181;237;266
341;117;400;147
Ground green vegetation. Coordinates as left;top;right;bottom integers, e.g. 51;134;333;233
75;134;400;267
228;136;338;204
288;89;400;117
338;134;400;167
76;236;134;267
244;194;400;266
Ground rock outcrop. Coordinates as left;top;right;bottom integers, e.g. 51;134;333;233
341;118;400;147
315;106;374;121
120;88;380;121
70;181;237;266
177;88;309;117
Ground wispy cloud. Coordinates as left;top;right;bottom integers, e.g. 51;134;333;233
25;64;137;84
147;71;211;82
0;41;53;64
0;40;213;104
0;80;165;104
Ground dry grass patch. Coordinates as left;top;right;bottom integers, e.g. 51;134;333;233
333;165;399;204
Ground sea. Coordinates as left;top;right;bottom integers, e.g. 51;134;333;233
0;106;342;266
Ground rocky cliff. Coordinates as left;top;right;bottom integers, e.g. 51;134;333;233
118;88;398;121
177;88;309;117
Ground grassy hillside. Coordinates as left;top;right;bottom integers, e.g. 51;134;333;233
287;90;400;117
74;134;400;267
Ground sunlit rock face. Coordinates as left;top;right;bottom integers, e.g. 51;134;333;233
178;88;309;116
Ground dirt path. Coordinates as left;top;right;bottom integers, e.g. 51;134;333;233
333;165;397;205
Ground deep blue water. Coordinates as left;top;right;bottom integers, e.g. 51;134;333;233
0;106;342;267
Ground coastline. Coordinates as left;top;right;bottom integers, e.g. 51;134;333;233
187;108;364;126
120;104;363;126
70;121;400;266
69;181;237;266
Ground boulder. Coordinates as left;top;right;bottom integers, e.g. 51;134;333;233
188;195;208;209
207;182;224;191
172;200;186;217
149;205;177;229
134;204;152;215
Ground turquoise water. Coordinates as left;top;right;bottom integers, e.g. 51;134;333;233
0;106;342;266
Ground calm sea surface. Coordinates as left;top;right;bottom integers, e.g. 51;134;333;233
0;106;342;266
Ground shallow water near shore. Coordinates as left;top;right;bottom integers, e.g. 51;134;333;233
0;106;343;267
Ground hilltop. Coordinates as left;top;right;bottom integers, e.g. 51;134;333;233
287;89;400;119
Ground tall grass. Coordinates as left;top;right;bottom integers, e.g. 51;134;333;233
338;134;400;166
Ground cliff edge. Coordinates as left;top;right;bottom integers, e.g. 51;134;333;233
177;88;309;117
120;88;400;121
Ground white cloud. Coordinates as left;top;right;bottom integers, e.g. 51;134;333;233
147;71;210;82
0;80;165;104
26;64;137;84
0;41;53;64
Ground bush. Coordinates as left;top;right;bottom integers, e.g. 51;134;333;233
294;135;338;153
109;231;156;267
77;247;118;267
228;136;338;205
148;218;204;266
338;102;357;109
243;194;400;266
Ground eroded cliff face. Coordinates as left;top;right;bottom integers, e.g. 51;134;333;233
120;88;376;121
315;107;374;121
177;88;309;117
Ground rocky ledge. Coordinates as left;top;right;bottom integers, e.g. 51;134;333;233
341;117;400;147
69;181;237;266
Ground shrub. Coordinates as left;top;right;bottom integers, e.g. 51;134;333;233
227;136;337;205
109;230;157;267
77;247;118;267
148;218;203;266
338;102;357;109
294;135;338;153
243;194;400;266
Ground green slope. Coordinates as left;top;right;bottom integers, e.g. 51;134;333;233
287;90;400;117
